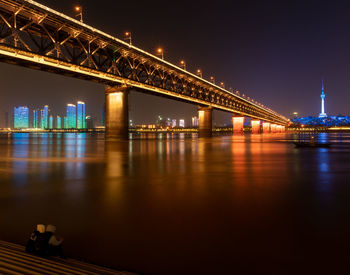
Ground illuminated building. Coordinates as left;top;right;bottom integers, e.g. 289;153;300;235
40;105;49;129
56;116;62;129
32;109;39;128
66;104;76;129
171;119;177;127
14;106;29;129
63;116;67;129
49;115;53;129
179;119;185;128
319;80;327;118
77;101;86;129
86;115;94;129
192;116;199;127
166;118;171;127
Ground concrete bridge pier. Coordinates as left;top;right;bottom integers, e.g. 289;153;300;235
232;116;245;134
270;124;277;133
262;122;271;133
251;120;261;134
105;85;130;139
198;106;213;137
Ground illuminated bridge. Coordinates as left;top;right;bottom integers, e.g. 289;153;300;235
0;0;289;138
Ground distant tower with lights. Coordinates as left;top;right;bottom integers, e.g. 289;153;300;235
319;80;327;118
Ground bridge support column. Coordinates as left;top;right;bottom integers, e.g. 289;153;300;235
105;85;129;139
232;116;244;134
198;106;212;138
271;124;277;133
251;120;261;134
276;125;285;133
262;122;271;133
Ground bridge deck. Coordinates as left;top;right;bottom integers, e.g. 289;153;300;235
0;240;136;275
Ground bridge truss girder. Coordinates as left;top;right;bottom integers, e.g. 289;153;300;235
0;0;288;125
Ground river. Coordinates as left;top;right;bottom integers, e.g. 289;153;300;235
0;132;350;274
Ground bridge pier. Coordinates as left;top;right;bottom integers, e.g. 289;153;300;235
270;124;277;133
198;106;212;137
232;116;244;134
105;86;130;139
251;120;261;134
262;122;271;133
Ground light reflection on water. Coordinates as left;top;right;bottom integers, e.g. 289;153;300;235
1;132;350;274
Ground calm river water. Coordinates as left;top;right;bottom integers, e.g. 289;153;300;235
1;132;350;274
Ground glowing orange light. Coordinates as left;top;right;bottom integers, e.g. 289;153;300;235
75;6;81;12
180;60;185;64
125;32;130;36
157;48;163;53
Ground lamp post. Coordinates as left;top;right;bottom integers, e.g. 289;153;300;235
157;48;164;59
124;32;132;45
196;69;202;78
210;76;215;84
220;82;225;88
180;60;186;70
74;5;83;23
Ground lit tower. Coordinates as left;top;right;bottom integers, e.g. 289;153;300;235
66;104;77;129
319;80;327;118
77;101;86;129
14;106;29;129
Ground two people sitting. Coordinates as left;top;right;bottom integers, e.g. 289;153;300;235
26;224;65;258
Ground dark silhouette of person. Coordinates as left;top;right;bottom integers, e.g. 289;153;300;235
25;224;44;253
45;224;65;258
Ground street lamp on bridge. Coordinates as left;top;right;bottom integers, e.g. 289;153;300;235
74;5;83;23
196;69;202;78
220;82;225;88
210;76;215;84
180;60;186;70
124;32;132;45
157;48;164;59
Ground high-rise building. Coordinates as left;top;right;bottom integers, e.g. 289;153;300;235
63;116;67;129
56;116;62;129
171;119;177;127
33;109;39;128
66;104;76;129
179;119;185;128
40;105;49;129
14;106;29;129
77;101;86;129
86;115;94;129
319;80;327;118
49;115;53;129
192;116;199;127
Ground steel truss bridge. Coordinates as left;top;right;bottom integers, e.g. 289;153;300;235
0;0;288;137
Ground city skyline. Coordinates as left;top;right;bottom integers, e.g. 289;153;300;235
12;101;89;129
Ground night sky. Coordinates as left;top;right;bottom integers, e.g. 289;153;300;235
1;0;350;127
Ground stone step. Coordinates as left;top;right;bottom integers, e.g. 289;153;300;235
0;240;135;275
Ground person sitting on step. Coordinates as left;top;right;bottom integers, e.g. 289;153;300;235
45;224;65;258
25;224;44;254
